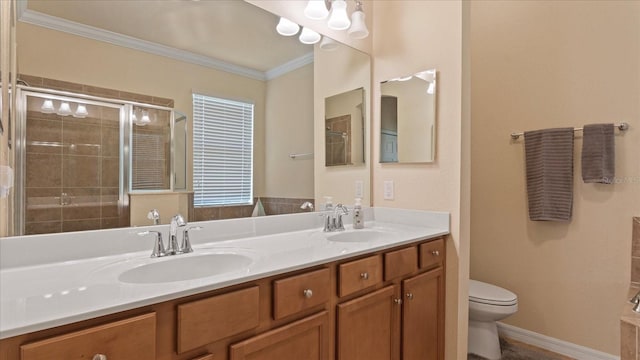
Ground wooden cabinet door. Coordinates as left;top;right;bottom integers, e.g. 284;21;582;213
337;285;401;360
402;267;444;360
230;311;329;360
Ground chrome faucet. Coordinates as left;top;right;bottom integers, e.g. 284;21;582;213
147;209;160;225
323;204;349;232
630;290;640;313
167;214;186;255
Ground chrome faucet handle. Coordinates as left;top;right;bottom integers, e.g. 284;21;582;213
300;201;314;211
323;213;334;232
333;204;349;231
168;214;187;255
630;290;640;305
138;231;166;258
181;226;202;254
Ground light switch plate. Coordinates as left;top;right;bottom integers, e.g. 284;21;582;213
383;180;394;200
355;180;364;199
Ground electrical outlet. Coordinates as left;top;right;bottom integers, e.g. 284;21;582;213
355;180;364;199
383;180;394;200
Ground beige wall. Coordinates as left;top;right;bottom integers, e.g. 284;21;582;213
470;1;640;355
129;193;190;226
264;63;314;198
372;1;468;359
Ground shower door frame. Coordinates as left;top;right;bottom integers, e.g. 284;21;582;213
14;86;175;235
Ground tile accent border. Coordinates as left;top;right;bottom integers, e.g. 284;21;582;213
497;322;618;360
18;74;174;108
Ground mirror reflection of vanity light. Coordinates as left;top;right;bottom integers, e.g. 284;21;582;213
73;104;88;118
40;99;55;113
380;69;437;164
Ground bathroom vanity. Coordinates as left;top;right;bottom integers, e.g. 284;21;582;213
0;208;449;360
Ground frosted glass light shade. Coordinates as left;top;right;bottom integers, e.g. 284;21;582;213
56;102;72;116
140;110;151;126
276;17;300;36
319;36;339;51
348;10;369;39
304;0;329;20
299;27;321;44
73;104;88;118
41;99;55;113
327;0;350;30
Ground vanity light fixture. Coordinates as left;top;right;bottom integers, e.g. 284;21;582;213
73;104;88;118
56;102;73;116
276;17;300;36
276;0;370;44
40;99;55;113
299;27;321;44
133;107;152;126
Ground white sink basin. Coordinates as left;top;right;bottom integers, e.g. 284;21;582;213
118;252;253;284
326;229;393;243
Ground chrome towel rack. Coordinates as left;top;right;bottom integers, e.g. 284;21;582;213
289;152;314;159
510;122;629;140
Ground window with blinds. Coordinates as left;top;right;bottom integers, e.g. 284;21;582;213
132;124;171;191
193;94;254;207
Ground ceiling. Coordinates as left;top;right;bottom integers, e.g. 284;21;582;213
25;0;313;74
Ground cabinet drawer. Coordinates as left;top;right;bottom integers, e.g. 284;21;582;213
21;313;156;360
177;286;260;353
273;268;331;320
338;255;382;297
384;246;418;280
419;238;445;269
230;311;329;360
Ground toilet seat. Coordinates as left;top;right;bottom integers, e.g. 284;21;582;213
469;280;517;306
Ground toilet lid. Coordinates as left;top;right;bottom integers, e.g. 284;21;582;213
469;280;517;306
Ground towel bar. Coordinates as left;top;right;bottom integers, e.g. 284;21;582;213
510;122;629;140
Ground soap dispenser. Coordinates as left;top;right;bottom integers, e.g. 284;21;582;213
353;198;364;229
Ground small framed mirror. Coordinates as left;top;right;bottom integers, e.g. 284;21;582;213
325;87;366;167
380;69;436;163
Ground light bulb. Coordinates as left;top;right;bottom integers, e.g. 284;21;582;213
327;0;350;30
319;36;339;51
304;0;329;20
73;104;88;118
41;99;55;113
348;9;369;39
56;102;72;116
299;27;321;44
276;17;300;36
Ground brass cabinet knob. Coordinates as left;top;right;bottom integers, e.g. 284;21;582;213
360;272;369;280
432;250;440;256
303;289;313;298
406;292;414;300
93;355;107;360
394;298;403;305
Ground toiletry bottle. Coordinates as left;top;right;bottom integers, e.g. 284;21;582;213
353;198;364;229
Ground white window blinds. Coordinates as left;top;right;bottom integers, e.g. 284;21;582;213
132;129;170;190
193;94;254;207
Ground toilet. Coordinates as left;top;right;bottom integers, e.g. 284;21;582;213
468;280;518;359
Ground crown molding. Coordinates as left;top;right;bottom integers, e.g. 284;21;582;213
17;3;314;81
265;52;314;80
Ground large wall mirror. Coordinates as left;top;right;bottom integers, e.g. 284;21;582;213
7;0;370;236
380;69;436;163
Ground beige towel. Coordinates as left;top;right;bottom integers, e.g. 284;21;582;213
524;128;574;221
581;123;615;184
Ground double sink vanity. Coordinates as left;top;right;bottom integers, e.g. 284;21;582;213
0;208;449;360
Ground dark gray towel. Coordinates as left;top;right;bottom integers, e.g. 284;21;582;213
524;128;574;221
581;123;615;184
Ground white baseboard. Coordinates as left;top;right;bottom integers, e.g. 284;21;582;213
497;322;619;360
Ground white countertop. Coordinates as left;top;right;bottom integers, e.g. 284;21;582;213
0;208;449;339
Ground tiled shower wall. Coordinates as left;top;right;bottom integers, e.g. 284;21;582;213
193;197;315;221
621;217;640;360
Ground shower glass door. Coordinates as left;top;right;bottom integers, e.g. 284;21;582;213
18;91;127;235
